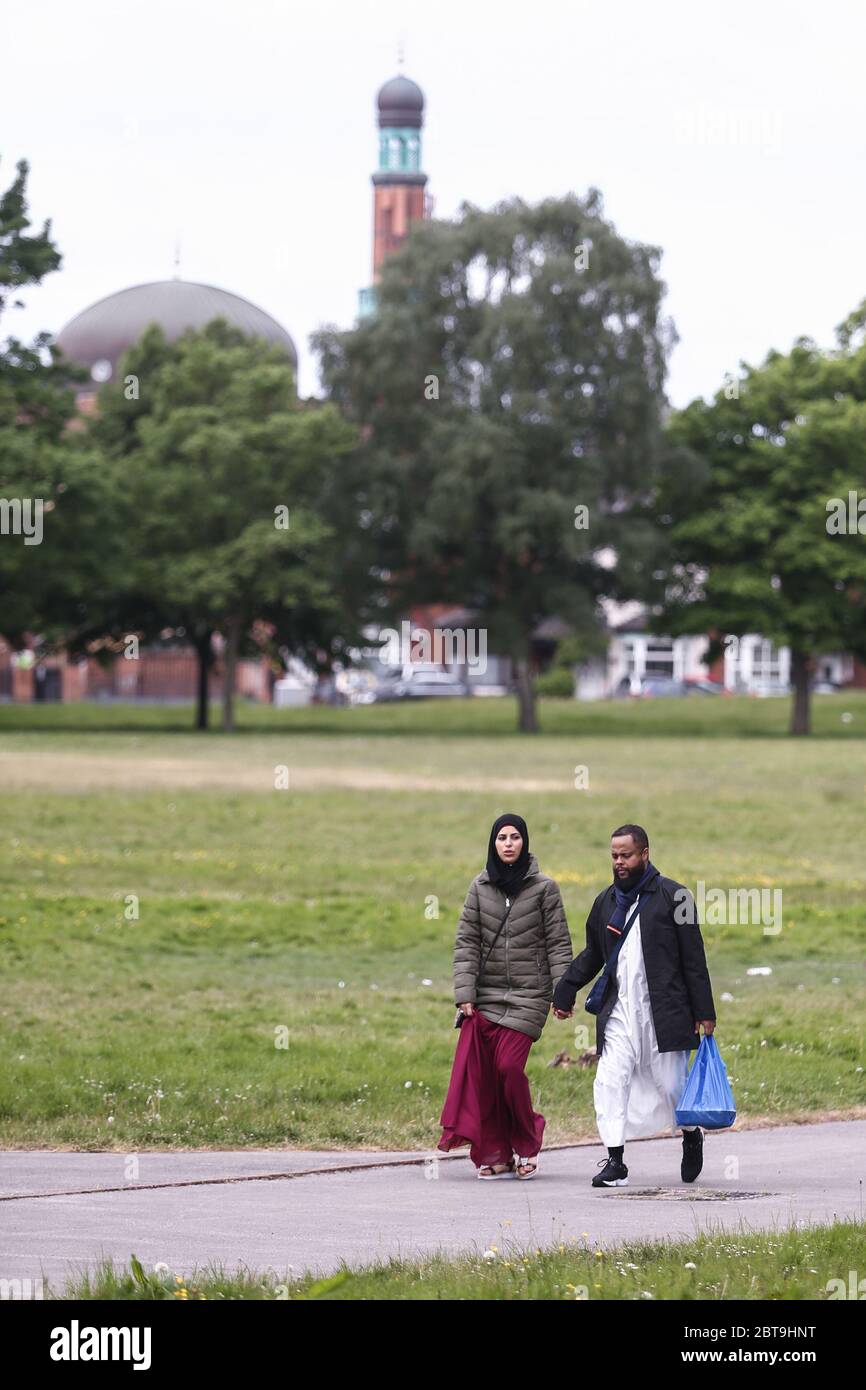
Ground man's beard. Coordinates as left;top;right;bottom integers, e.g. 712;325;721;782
617;863;646;891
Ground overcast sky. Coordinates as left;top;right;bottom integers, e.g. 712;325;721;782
5;0;865;404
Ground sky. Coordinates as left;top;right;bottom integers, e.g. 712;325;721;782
5;0;865;405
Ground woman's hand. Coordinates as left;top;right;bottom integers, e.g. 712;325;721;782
458;1002;475;1017
551;1005;573;1019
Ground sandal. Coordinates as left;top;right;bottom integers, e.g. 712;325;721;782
515;1155;539;1180
477;1158;516;1180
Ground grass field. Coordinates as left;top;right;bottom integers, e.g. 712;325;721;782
0;695;864;1150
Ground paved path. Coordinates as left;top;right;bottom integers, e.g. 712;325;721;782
2;1121;864;1290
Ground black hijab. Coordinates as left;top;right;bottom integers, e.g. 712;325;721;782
485;812;532;897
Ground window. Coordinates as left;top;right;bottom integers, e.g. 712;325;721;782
751;639;781;683
644;638;674;676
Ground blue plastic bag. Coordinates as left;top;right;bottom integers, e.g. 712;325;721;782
675;1034;736;1130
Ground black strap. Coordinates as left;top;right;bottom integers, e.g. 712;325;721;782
607;897;641;964
476;897;514;988
587;899;640;1006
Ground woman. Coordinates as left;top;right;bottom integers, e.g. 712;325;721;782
438;813;573;1179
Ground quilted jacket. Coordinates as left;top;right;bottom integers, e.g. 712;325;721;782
452;853;574;1041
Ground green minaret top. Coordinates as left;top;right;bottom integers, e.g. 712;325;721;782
376;74;425;175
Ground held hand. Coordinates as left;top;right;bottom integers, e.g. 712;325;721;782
551;1005;573;1019
458;1002;475;1017
695;1019;715;1035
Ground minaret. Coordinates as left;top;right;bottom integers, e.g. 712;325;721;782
359;73;428;318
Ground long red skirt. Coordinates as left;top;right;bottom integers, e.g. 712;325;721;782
438;1009;545;1167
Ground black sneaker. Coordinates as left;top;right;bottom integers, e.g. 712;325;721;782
681;1127;703;1183
592;1155;629;1187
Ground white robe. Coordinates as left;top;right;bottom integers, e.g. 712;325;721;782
593;899;695;1146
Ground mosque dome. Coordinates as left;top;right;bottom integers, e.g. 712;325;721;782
56;278;298;384
376;74;424;129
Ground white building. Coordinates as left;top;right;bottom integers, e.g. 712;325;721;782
573;602;856;700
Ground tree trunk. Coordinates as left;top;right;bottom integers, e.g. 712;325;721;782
789;648;811;736
515;655;539;733
221;617;241;733
194;628;213;731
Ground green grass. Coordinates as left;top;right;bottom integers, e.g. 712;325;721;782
0;696;864;1149
56;1220;866;1300
1;689;865;737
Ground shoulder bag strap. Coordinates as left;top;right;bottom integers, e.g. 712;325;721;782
476;896;514;987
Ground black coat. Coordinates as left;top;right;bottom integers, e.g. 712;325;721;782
552;873;716;1055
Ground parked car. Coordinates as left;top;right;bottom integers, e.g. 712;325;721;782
372;664;469;701
367;669;404;703
684;678;725;695
639;676;688;698
614;674;688;698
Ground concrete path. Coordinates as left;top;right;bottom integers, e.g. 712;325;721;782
2;1121;864;1290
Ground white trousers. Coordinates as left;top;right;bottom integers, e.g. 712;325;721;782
593;909;695;1147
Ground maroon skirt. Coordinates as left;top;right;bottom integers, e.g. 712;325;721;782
438;1009;545;1167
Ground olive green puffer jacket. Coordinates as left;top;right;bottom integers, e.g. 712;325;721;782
453;853;574;1041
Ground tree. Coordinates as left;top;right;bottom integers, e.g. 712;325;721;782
0;157;61;320
91;321;358;730
656;304;866;735
0;157;112;656
314;191;674;731
0;424;128;650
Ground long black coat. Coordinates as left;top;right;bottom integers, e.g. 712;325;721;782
552;873;715;1055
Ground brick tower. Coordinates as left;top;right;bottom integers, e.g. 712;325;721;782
358;72;428;318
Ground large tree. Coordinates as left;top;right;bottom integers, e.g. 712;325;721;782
91;320;359;730
313;191;675;730
655;303;866;735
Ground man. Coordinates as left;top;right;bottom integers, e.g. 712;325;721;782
552;825;715;1186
